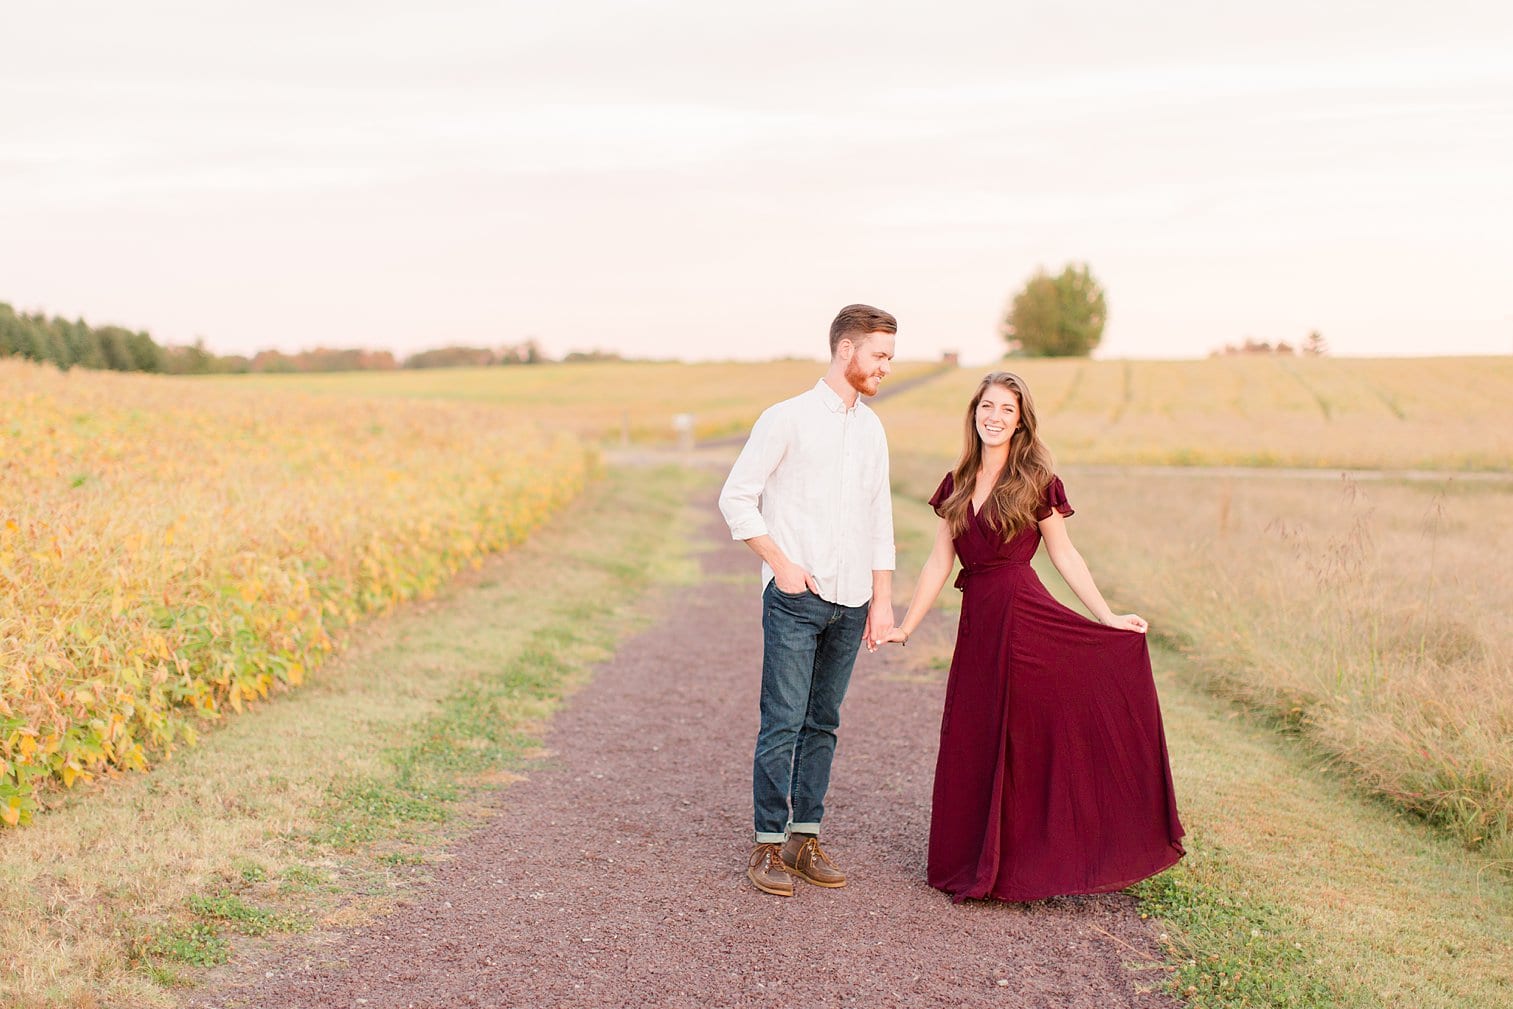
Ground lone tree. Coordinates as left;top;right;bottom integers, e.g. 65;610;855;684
1000;263;1107;357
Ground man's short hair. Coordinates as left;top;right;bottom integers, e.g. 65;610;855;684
829;304;897;357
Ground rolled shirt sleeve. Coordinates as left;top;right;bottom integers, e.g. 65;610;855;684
719;407;783;541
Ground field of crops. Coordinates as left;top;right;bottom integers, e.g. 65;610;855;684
7;352;1507;836
879;355;1513;471
0;359;590;825
217;358;945;445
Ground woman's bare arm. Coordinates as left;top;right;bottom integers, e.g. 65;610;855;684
1038;511;1148;633
883;518;958;643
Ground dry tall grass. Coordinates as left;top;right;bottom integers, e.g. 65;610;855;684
1083;472;1510;861
883;356;1513;470
0;359;590;823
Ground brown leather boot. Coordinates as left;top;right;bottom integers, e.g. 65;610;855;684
747;843;795;896
780;834;846;888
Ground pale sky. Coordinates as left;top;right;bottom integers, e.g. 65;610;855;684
4;2;1510;364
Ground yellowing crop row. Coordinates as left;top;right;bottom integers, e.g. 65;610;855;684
0;360;591;824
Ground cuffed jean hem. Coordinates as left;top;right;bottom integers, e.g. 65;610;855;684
753;820;821;844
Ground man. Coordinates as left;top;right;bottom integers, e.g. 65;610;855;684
718;304;897;897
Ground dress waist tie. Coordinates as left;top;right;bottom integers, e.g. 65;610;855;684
954;560;1031;591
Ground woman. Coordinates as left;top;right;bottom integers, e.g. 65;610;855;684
883;372;1185;902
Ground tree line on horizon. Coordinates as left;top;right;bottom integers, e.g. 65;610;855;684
0;302;625;376
6;278;1330;376
1211;332;1329;357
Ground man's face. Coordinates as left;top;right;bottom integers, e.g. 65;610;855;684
843;331;896;397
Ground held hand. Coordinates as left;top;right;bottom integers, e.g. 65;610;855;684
878;627;910;646
865;601;895;653
1104;613;1149;634
863;615;896;653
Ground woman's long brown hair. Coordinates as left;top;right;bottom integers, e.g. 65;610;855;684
938;372;1055;541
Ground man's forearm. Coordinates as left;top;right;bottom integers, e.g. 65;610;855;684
743;534;791;572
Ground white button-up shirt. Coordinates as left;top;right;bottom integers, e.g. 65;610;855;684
719;379;895;607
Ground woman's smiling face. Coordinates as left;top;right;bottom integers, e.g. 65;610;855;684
975;383;1020;449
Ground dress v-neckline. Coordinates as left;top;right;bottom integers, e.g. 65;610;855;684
969;467;1002;520
966;496;991;535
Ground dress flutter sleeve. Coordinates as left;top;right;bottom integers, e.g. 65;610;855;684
1035;475;1075;521
928;472;954;517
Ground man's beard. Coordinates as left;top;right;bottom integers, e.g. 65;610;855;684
845;357;880;397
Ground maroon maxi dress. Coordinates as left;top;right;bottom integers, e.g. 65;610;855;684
926;472;1185;903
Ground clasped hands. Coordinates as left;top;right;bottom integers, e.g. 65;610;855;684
863;604;895;654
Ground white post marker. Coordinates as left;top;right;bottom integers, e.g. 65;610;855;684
672;413;695;452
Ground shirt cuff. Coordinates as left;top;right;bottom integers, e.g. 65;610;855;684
728;516;769;541
872;545;896;570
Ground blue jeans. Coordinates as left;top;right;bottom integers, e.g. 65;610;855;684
753;580;869;843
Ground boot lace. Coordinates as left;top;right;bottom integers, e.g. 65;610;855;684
799;837;834;867
752;843;784;872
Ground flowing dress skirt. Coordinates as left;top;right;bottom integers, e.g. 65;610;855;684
926;472;1185;902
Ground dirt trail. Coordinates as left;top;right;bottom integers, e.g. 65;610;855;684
190;501;1178;1009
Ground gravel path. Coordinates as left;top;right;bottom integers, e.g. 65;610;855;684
191;499;1180;1009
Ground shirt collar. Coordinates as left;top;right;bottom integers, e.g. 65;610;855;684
814;378;859;414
